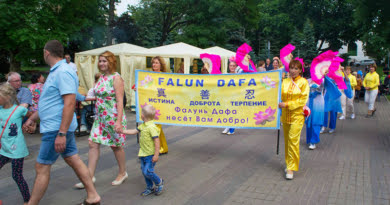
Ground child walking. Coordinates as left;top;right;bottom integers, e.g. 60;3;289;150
0;83;30;204
121;104;164;196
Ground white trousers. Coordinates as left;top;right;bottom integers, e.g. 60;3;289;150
341;90;355;116
365;89;378;110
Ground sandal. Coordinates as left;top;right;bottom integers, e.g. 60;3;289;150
79;199;100;205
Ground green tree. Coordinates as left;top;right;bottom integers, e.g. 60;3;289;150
0;0;106;71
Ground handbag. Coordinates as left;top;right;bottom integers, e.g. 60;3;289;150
0;105;19;149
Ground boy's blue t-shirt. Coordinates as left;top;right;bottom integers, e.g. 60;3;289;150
0;105;29;159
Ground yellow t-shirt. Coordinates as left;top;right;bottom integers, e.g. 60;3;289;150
348;74;357;90
137;120;160;157
363;72;380;91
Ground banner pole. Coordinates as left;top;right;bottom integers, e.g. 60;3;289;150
277;129;280;155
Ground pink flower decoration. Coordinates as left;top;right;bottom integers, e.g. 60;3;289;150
200;53;222;74
140;80;146;87
108;121;115;125
103;110;107;116
253;107;276;125
154;109;161;120
235;43;256;73
260;76;276;89
145;75;153;83
280;44;296;72
140;102;147;108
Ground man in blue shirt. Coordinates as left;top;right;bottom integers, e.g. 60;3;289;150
7;72;32;108
23;40;100;205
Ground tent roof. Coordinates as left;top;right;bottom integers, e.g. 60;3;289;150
203;46;235;57
76;43;148;55
143;42;204;58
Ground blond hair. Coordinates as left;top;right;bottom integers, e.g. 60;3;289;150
142;104;156;120
0;83;18;105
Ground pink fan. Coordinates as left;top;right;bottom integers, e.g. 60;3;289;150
294;57;305;72
200;53;221;74
328;56;347;89
235;43;256;73
280;44;296;72
310;50;338;85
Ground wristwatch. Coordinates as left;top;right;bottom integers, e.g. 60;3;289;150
58;132;66;137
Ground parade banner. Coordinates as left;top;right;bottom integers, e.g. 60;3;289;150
135;70;282;129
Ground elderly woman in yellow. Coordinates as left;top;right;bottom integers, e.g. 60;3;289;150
363;64;380;118
151;56;169;154
278;59;309;180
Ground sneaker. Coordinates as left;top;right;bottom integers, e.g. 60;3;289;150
339;116;345;120
227;131;235;135
320;127;326;134
155;179;164;195
329;129;335;134
80;125;88;132
140;187;155;196
351;114;355;119
308;144;316;150
222;128;229;134
285;173;293;180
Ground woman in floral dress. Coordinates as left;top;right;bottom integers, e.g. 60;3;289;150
74;51;128;188
28;73;45;112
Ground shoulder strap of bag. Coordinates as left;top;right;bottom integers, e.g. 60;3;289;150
0;105;19;139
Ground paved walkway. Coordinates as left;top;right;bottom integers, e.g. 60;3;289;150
1;97;390;205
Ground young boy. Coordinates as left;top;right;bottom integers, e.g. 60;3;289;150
121;104;164;196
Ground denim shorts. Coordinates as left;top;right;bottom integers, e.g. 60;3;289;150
37;131;78;165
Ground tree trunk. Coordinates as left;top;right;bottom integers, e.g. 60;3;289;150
106;0;115;45
9;50;21;72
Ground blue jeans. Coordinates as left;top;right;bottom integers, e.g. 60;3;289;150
139;155;161;189
81;104;94;128
37;131;78;165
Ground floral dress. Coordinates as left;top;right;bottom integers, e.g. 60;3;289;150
89;72;127;147
27;83;43;111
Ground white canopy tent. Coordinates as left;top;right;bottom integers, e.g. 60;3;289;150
143;42;205;74
75;43;152;107
203;46;236;73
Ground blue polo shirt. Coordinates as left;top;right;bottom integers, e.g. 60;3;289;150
38;59;78;133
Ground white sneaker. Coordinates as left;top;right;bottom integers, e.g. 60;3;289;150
308;144;316;150
227;131;235;135
339;116;345;120
329;129;335;134
222;128;229;134
351;114;355;119
74;176;96;189
285;173;293;180
80;125;88;132
320;127;326;134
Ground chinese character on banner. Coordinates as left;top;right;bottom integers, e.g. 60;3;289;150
157;88;167;98
200;90;210;100
245;89;255;99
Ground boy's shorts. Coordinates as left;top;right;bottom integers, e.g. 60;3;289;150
37;131;78;165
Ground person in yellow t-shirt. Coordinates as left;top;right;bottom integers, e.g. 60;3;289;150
121;104;164;196
278;59;309;180
344;66;357;119
363;64;380;117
